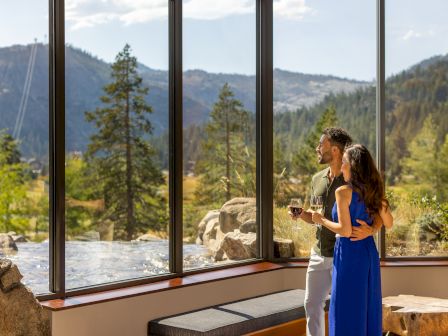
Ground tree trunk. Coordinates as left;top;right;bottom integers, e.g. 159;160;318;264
124;64;134;241
225;107;231;201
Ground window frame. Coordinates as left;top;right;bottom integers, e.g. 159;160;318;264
36;0;447;301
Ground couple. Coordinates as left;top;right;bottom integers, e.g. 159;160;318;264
289;127;393;336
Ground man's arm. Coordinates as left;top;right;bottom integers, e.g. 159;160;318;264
350;214;383;241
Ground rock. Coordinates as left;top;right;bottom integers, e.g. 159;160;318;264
382;295;448;336
0;259;51;336
73;230;100;241
0;264;23;293
135;233;162;242
274;238;295;258
219;198;256;233
7;232;28;243
240;220;257;233
197;210;220;244
202;217;224;255
0;234;18;254
215;231;257;261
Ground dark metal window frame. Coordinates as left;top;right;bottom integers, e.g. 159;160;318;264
38;0;446;301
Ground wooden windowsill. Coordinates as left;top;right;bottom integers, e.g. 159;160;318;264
41;259;448;311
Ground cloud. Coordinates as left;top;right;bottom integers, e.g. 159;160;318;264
65;0;312;30
183;0;254;20
274;0;312;20
402;29;436;41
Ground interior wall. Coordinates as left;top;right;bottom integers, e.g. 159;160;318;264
50;267;448;336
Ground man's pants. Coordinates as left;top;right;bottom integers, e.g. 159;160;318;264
305;248;333;336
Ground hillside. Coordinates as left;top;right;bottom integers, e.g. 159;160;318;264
0;43;368;157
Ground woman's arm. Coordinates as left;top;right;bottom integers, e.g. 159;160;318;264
312;187;353;237
379;200;393;229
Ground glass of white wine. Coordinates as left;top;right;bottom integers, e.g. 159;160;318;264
310;195;324;227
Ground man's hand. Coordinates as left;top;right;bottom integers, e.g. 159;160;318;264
350;219;374;241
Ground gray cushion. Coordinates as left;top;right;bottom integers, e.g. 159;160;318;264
148;289;326;336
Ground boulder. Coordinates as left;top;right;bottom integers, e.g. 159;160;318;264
196;210;220;244
383;295;448;336
215;230;257;261
135;233;163;242
0;259;51;336
219;198;256;233
274;238;295;258
202;216;224;255
240;220;257;234
7;232;28;243
0;234;18;254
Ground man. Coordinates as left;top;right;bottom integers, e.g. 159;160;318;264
289;127;382;336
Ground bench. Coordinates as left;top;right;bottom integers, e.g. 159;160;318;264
148;289;329;336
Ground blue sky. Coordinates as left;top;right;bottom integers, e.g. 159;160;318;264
1;0;448;81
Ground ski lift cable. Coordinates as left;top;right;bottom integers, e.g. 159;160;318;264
16;43;38;140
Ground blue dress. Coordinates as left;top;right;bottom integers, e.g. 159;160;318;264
329;191;382;336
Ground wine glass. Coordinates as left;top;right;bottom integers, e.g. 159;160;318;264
310;195;324;227
289;198;303;231
289;198;303;216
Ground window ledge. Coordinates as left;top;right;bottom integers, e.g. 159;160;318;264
41;259;448;311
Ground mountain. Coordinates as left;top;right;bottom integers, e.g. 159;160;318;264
0;43;369;157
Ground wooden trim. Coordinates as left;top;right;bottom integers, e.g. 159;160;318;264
41;262;282;311
41;260;448;311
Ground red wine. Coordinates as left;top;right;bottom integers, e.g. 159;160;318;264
291;207;302;215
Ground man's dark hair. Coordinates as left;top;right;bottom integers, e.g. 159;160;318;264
322;127;352;153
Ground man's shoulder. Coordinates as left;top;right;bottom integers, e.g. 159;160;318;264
312;167;329;182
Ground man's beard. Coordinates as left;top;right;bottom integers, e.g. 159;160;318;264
318;151;332;164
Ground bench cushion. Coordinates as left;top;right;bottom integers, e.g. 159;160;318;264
149;289;323;336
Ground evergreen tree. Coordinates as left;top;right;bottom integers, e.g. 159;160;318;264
194;83;254;206
85;44;166;240
402;115;438;188
292;105;338;177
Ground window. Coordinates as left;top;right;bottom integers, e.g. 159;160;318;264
385;0;448;257
182;0;258;269
0;0;50;294
64;1;170;289
273;0;376;258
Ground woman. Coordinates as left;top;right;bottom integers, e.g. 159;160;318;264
312;144;393;336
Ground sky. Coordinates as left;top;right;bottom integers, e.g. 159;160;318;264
1;0;448;81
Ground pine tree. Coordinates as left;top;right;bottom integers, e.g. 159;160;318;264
85;44;166;240
292;104;338;177
403;115;438;188
194;83;254;206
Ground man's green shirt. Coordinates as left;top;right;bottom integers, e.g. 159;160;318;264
311;167;346;257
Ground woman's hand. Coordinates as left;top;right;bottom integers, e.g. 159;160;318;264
311;211;324;225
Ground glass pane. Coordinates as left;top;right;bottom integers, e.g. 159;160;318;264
273;0;376;257
0;1;50;294
183;0;257;270
65;1;170;289
385;0;448;257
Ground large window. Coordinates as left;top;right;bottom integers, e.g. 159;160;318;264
182;0;258;269
64;1;170;289
385;0;448;257
273;0;376;258
0;0;50;294
1;0;447;300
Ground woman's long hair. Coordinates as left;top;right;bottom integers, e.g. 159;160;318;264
345;144;388;216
